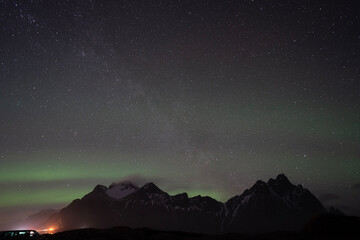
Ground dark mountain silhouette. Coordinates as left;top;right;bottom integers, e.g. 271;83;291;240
43;174;328;233
59;182;223;233
328;206;345;215
223;174;326;232
0;209;58;231
18;209;58;228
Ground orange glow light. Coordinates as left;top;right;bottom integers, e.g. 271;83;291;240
40;227;56;234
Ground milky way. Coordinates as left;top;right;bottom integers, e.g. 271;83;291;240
0;0;360;223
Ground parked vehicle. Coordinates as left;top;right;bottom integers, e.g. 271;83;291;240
0;230;43;239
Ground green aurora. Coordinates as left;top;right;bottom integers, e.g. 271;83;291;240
1;0;360;225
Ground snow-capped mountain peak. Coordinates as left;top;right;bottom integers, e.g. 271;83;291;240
106;181;139;199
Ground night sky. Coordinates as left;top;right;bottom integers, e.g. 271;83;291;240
1;0;360;224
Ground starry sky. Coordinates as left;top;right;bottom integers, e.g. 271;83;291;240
1;0;360;224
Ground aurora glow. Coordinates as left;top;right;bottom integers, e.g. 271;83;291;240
1;0;360;224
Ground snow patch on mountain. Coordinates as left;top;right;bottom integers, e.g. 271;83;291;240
106;181;139;199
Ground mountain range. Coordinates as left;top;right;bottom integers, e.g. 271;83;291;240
28;174;330;233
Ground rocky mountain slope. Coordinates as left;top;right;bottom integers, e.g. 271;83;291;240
50;174;326;233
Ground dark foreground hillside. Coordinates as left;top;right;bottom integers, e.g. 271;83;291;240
4;214;359;240
48;214;360;240
49;227;299;240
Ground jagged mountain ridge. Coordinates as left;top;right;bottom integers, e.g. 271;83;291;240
59;182;223;233
50;175;326;233
223;174;326;232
